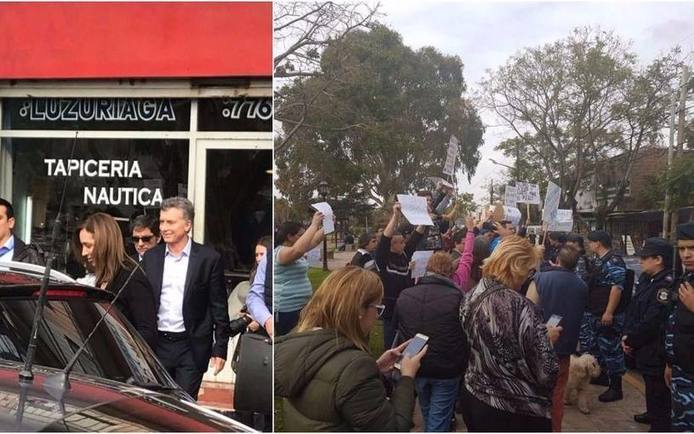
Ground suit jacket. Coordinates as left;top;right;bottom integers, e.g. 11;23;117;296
12;237;45;266
105;263;158;350
142;241;230;370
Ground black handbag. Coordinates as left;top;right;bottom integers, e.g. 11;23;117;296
233;332;272;415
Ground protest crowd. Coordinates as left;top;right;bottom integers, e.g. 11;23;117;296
274;179;694;433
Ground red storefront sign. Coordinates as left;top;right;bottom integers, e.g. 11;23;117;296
0;2;272;79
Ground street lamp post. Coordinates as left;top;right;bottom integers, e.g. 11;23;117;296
318;180;329;271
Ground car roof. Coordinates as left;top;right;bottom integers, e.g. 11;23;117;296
0;262;113;301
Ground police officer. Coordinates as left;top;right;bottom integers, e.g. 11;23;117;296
579;230;629;402
665;222;694;432
622;237;673;431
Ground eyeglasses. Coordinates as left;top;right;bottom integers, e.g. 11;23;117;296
369;303;386;318
132;235;154;243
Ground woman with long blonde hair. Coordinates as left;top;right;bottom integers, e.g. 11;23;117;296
459;235;560;432
75;212;157;349
275;266;427;431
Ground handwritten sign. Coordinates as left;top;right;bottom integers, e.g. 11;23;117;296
397;194;434;226
443;135;459;176
542;181;561;223
310;202;335;234
547;209;573;232
411;250;434;279
504;185;518;207
516;182;541;205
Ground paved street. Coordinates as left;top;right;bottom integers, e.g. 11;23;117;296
410;371;649;432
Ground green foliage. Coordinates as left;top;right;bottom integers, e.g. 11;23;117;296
481;27;681;215
645;155;694;211
276;24;485;210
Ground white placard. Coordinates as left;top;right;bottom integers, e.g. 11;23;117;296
504;185;518;207
547;209;573;232
443;135;459;176
397;194;434;226
310;202;335;234
411;250;434;279
542;181;561;223
516;182;541;205
306;246;321;265
502;206;523;226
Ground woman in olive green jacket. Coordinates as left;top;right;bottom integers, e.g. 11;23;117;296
275;266;427;432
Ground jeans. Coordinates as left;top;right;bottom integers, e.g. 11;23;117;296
382;318;396;349
415;376;460;432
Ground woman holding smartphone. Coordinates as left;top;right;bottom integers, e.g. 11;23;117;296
275;266;428;431
460;235;560;432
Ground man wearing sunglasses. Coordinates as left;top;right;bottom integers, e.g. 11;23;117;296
130;214;161;262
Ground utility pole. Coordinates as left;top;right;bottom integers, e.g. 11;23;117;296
663;65;689;239
663;88;678;239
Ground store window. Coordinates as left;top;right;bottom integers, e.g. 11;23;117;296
6;137;188;271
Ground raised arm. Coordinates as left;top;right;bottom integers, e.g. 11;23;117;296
277;212;324;265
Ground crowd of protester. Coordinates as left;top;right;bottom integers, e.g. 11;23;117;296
274;182;694;432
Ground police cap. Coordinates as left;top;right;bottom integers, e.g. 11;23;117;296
635;237;672;262
587;230;611;247
676;222;694;241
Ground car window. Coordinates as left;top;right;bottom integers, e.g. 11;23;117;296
0;298;176;388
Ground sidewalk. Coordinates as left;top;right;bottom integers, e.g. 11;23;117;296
411;371;649;432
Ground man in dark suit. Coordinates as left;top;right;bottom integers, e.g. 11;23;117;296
142;196;230;399
0;198;44;265
130;214;161;262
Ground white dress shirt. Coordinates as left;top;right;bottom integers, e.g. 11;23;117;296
0;235;15;263
157;237;192;332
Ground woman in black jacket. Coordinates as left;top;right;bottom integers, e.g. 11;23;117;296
75;213;158;349
394;251;466;432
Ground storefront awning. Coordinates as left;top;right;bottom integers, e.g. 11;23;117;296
0;2;272;79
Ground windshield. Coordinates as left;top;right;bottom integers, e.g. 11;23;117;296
0;298;178;390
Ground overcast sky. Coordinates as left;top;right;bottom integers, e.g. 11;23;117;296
379;0;694;203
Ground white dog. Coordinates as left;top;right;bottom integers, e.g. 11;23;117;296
564;353;601;414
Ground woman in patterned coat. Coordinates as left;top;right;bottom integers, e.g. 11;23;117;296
459;235;561;432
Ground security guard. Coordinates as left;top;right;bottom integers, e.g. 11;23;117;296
579;230;629;402
665;222;694;432
622;237;673;431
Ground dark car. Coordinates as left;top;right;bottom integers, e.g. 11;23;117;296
0;261;253;432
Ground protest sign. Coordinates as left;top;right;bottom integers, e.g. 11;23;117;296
547;209;573;232
504;185;518;207
310;202;335;234
516;182;541;205
411;250;434;279
397;194;434;226
443;135;459;176
542;181;561;223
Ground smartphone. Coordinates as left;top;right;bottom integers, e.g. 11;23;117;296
394;333;429;370
547;314;563;328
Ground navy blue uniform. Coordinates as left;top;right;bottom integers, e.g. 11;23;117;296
625;269;673;432
666;273;694;432
579;251;628;377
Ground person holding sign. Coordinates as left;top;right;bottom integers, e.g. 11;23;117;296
375;203;425;348
274;212;326;336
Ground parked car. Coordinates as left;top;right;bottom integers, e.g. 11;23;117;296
0;261;254;432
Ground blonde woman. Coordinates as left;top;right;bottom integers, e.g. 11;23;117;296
460;235;560;432
275;266;428;431
75;212;157;349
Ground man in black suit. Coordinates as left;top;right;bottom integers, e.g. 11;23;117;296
0;198;44;265
130;214;161;262
142;196;230;399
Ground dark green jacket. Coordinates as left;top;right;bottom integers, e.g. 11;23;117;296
274;328;415;432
